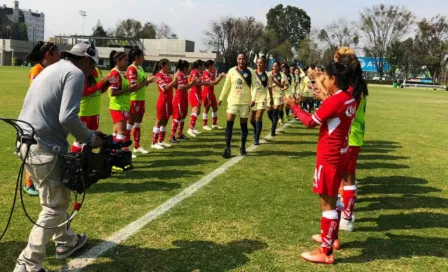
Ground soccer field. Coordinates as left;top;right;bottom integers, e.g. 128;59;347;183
0;66;447;272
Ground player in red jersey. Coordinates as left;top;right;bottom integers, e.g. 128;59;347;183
151;59;178;149
284;61;357;265
170;59;198;143
201;60;225;131
187;60;205;137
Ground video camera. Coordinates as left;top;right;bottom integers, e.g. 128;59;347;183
61;135;134;194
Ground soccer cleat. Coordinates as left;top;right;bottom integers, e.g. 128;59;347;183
212;125;223;129
301;247;335;265
193;128;202;134
132;153;137;159
56;234;88;260
133;147;149;154
151;143;165;150
159;142;172;148
23;185;39;196
222;148;231;159
240;146;247;156
339;217;354;232
187;129;197;138
170;137;180;144
254;140;260;146
112;166;124;172
178;134;190;140
203;125;213;131
312;234;341;250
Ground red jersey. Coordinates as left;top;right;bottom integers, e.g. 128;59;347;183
189;69;202;94
292;90;357;165
202;70;215;93
155;71;173;97
174;72;189;100
126;66;138;84
109;69;123;90
83;68;106;97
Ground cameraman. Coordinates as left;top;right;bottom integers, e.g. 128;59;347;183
14;42;103;272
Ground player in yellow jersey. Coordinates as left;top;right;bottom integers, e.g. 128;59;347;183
218;52;257;158
282;63;293;123
267;61;287;136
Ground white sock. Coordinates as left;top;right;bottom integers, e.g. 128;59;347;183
322;210;338;220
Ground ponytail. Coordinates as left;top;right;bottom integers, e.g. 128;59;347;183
109;50;126;70
337;50;369;99
27;41;57;63
153;58;169;75
176;59;189;72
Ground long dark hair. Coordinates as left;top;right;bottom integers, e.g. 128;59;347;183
176;59;189;72
337;54;368;99
282;63;290;74
205;59;215;69
27;41;57;63
128;48;144;66
153;58;169;75
109;50;127;70
192;60;204;70
325;61;354;92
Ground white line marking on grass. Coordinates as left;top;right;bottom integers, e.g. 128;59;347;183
64;121;296;272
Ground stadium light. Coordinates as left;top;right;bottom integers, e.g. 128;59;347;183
79;10;87;35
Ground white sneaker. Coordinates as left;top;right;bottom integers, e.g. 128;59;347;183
212;125;223;129
159;142;172;148
151;143;165;150
203;125;213;131
132;153;137;159
133;147;149;154
339;217;354;232
187;129;197;138
193;128;202;134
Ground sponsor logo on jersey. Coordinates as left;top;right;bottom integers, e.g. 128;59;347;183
346;105;357;117
237;78;243;85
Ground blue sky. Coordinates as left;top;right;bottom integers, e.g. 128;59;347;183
5;0;448;50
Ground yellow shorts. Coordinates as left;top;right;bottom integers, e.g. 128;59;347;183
252;101;267;111
227;104;250;119
270;95;284;106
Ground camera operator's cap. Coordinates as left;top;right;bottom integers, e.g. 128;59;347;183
60;41;99;64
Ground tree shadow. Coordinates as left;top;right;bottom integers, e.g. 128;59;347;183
357;195;448;212
356;212;448;231
253;150;316;158
356;162;409;170
358;154;409;161
112;169;204;180
362;140;401;147
90;181;182;194
135;158;217;169
79;239;268;272
268;140;316;145
357;176;440;195
339;233;448;264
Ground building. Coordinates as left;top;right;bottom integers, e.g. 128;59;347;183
0;1;45;42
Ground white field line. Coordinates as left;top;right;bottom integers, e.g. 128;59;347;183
64;120;296;272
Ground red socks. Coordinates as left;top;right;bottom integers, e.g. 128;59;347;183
159;126;166;143
152;127;160;144
321;210;339;256
132;123;141;149
203;113;208;126
178;120;185;137
125;124;132;142
171;120;179;139
212;111;218;126
342;185;357;220
190;113;197;129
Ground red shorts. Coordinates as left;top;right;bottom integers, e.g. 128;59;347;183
344;146;361;174
189;90;202;108
109;110;129;123
80;115;99;131
202;90;217;108
173;97;188;120
313;162;343;197
130;100;146;115
157;98;173;120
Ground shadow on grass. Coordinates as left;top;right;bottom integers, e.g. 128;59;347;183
253;150;315;158
77;239;268;272
357;176;440;195
135;158;218;168
339;233;448;263
113;169;204;181
357;162;409;170
357;195;448;211
356;212;448;231
90;181;182;194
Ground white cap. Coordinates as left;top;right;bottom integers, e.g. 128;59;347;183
60;41;99;64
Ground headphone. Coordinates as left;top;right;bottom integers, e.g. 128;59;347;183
83;41;97;58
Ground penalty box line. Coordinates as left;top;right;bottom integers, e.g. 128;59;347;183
64;120;296;271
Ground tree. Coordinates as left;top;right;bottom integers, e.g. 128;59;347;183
318;18;359;51
359;4;414;77
297;37;322;66
92;20;108;46
156;22;176;39
271;40;293;61
139;22;156;39
115;19;142;38
414;15;448;82
266;4;311;48
233;17;264;64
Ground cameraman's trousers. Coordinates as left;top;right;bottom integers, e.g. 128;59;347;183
17;144;79;272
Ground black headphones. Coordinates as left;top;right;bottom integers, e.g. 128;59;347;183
83;41;96;57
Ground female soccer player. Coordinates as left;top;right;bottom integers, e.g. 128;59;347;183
126;48;154;154
219;52;257;158
284;61;358;264
294;67;302;105
299;65;315;113
108;51;140;149
282;63;293;121
187;60;205;137
24;41;60;196
250;57;273;145
268;61;286;136
152;59;178;149
202;60;225;131
170;59;198;143
71;65;110;153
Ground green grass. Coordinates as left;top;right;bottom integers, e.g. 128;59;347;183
0;66;447;271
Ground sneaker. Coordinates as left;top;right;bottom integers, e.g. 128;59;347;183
151;143;165;150
254;140;260;146
301;247;335;265
212;125;223;129
13;264;48;272
159;142;172;148
193;128;202;134
240;146;247;156
112;166;124;172
56;234;88;260
23;185;39;196
133;147;149;154
170;137;180;144
203;125;213;131
178;134;190;140
312;234;341;250
339;217;354;232
222;148;231;159
187;129;197;138
132;153;137;159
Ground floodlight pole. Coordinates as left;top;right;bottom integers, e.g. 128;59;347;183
79;10;87;35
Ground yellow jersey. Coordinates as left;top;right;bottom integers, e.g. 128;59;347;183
219;67;257;105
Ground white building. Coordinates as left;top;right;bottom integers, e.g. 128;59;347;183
3;1;45;42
